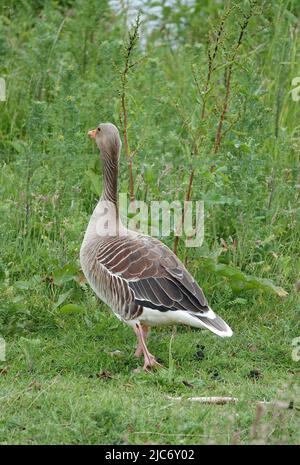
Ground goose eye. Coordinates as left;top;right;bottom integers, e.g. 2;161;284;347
97;127;101;132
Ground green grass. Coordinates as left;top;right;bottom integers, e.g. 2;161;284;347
1;315;299;445
0;0;300;445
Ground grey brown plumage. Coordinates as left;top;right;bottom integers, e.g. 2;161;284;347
80;123;232;370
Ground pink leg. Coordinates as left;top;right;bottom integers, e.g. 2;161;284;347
133;324;162;371
134;324;149;358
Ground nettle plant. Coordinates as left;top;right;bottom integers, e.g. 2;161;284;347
84;3;287;300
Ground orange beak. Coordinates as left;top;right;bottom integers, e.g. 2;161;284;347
88;129;97;139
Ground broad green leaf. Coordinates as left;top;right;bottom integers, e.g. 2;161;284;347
53;264;79;286
85;169;101;196
15;275;40;290
143;164;154;184
15;280;32;290
11;140;28;154
202;258;288;297
53;289;73;309
58;304;85;315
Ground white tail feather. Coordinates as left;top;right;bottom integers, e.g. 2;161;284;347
139;307;233;337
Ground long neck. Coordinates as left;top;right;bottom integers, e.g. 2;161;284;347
80;143;123;249
100;152;119;207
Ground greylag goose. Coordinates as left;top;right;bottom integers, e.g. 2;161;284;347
80;123;232;371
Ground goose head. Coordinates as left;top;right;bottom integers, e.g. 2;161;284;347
88;122;121;163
